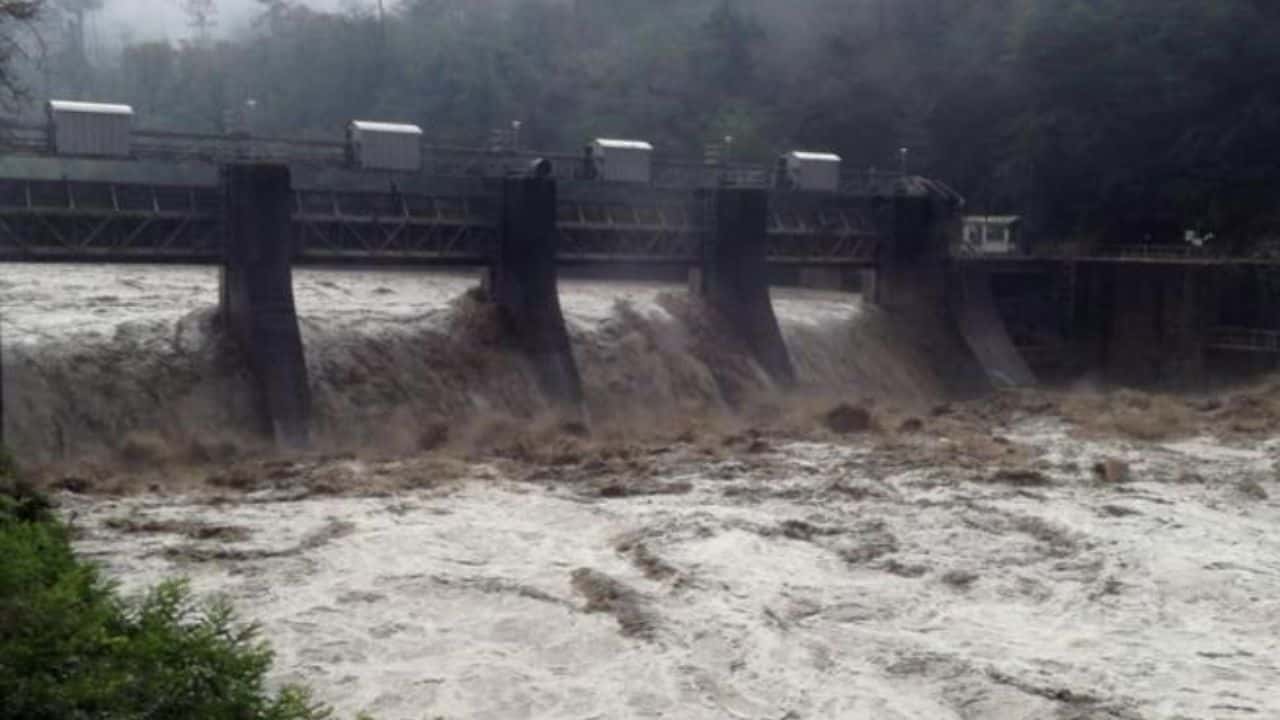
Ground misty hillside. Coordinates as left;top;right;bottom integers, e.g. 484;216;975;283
14;0;1280;240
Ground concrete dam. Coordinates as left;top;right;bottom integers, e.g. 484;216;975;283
2;108;1278;461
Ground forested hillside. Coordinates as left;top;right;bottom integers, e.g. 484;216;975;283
19;0;1280;241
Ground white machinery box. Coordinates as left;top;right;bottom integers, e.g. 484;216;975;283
591;138;654;183
47;100;134;158
349;120;424;172
783;151;842;192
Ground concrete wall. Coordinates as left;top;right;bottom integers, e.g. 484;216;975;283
953;268;1037;387
873;196;954;313
866;193;992;393
219;163;312;447
491;176;583;406
698;188;796;386
1101;265;1216;387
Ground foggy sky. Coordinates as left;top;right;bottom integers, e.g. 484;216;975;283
93;0;351;46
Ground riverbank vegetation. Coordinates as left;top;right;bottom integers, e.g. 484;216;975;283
0;452;333;720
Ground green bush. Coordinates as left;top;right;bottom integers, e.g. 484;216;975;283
0;460;332;720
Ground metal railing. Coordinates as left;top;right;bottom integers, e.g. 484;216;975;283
0;175;880;266
951;241;1280;266
1207;327;1280;353
1100;244;1229;260
1;121;923;197
133;129;347;166
0;177;223;261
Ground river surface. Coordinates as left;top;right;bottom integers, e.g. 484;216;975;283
5;263;1278;719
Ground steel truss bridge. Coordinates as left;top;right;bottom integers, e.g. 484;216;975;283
0;177;882;267
13;122;1280;270
5;170;1279;273
0;122;912;195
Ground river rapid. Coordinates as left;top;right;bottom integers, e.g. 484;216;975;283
5;263;1279;719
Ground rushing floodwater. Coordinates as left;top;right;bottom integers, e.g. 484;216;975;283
5;263;1279;719
63;419;1280;720
0;263;946;463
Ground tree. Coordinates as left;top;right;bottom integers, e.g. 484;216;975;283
0;1;41;107
70;0;1280;242
120;41;175;118
695;0;765;99
1007;0;1280;239
178;0;216;41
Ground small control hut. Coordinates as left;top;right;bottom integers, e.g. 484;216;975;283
46;100;134;158
777;151;842;192
589;138;654;183
347;120;424;173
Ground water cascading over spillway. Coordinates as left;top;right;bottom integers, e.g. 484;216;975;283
0;265;956;465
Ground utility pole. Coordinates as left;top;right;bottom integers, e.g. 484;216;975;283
372;0;389;89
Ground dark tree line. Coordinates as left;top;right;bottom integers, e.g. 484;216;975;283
15;0;1280;244
0;0;39;105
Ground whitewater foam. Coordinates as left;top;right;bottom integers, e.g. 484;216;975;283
1;264;951;464
12;264;1280;719
62;418;1280;719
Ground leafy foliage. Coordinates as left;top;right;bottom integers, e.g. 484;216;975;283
0;449;53;525
0;466;332;720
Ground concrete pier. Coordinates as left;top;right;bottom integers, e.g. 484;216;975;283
871;193;991;392
219;163;312;447
492;176;583;406
698;188;796;386
874;195;951;313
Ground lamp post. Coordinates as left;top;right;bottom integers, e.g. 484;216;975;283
721;135;735;186
238;99;259;159
899;146;909;175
